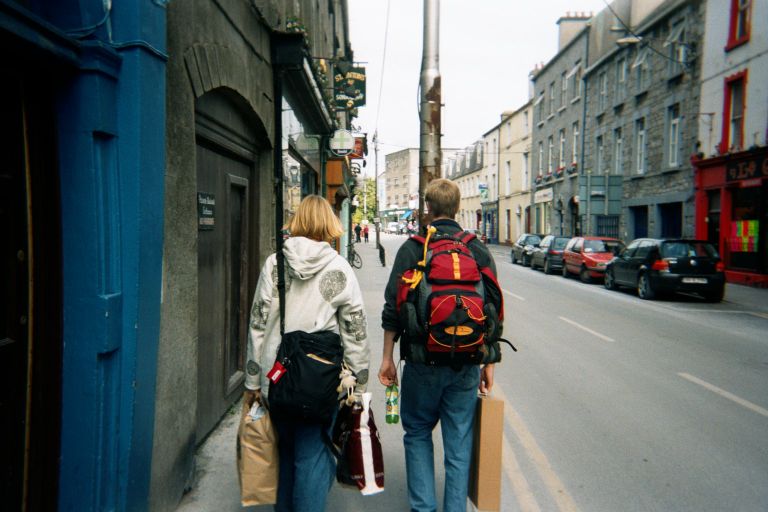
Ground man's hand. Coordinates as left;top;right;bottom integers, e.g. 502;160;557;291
479;364;494;394
378;356;398;386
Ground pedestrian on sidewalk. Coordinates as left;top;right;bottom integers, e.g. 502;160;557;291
378;179;502;512
354;222;362;243
245;195;371;512
363;223;369;243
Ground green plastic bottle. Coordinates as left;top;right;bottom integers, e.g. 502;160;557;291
385;384;400;424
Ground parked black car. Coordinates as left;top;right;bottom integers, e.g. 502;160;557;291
511;233;543;266
531;235;571;274
604;239;726;301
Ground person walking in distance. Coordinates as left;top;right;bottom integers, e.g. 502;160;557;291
378;179;503;512
363;223;369;243
354;222;362;243
245;195;370;512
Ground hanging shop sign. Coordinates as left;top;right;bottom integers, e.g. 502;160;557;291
347;137;367;159
329;129;356;157
334;67;366;109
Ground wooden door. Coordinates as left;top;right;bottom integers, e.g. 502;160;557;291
195;133;253;441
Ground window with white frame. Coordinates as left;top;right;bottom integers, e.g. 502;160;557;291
547;136;554;173
632;46;650;91
558;129;566;168
549;82;555;116
522;153;529;190
568;63;582;101
635;118;647;174
505;160;511;195
596;135;605;174
667;104;681;167
560;71;567;108
614;127;623;175
572;122;579;164
598;71;608;111
537;142;543;175
616;57;627;102
724;74;746;151
523;110;529;134
664;21;687;75
535;93;545;124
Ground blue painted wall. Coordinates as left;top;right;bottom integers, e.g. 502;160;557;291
48;1;166;510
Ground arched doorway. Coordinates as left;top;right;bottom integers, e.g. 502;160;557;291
195;90;266;440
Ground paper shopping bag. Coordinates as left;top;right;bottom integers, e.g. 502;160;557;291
237;394;278;506
468;393;504;511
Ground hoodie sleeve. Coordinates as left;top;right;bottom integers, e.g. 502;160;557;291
335;267;371;393
245;255;275;390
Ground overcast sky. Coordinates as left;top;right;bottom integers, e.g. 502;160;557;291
348;0;610;175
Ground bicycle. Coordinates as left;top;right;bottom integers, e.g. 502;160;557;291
347;242;362;269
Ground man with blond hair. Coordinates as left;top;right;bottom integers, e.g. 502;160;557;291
379;178;501;512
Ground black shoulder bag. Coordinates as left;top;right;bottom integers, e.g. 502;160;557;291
266;246;344;424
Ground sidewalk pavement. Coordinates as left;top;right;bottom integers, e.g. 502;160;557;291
176;237;447;512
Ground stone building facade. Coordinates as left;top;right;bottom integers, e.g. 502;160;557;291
531;14;591;237
582;0;704;240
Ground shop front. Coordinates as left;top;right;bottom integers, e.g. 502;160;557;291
693;147;768;286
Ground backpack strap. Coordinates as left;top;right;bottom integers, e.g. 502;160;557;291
457;230;477;245
401;226;437;290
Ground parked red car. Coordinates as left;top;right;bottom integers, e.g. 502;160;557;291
562;236;625;282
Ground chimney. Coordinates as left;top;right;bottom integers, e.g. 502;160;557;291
556;12;591;51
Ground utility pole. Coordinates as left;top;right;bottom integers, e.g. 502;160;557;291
374;131;385;265
419;0;441;230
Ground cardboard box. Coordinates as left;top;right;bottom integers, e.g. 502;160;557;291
468;394;504;511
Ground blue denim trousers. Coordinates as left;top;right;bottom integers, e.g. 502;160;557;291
272;414;336;512
401;362;480;512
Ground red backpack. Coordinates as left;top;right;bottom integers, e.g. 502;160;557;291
396;227;513;367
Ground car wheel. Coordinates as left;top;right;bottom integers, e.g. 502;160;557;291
523;255;531;267
544;259;552;275
637;273;655;300
511;252;517;264
704;287;724;303
579;266;592;283
604;268;616;290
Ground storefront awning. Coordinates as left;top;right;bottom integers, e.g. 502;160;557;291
400;211;412;220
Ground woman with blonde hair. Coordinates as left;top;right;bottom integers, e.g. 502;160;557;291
244;194;370;512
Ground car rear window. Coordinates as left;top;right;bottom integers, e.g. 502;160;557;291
661;242;719;258
553;238;569;249
526;235;541;245
583;239;625;253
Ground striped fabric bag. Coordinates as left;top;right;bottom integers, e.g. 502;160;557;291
333;392;385;495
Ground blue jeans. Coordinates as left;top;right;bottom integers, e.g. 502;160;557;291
401;362;480;512
272;415;336;512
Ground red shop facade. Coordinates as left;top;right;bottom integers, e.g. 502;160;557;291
693;146;768;287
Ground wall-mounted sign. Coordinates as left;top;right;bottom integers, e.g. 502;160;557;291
334;67;366;109
534;188;553;203
197;193;215;230
726;153;766;181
